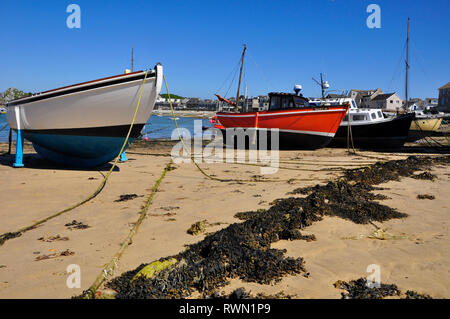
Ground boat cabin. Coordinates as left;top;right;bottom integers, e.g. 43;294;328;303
307;97;387;125
268;92;310;110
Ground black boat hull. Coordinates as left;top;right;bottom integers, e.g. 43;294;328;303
219;129;333;150
330;113;414;149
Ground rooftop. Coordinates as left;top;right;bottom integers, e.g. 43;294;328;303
371;93;397;101
439;82;450;90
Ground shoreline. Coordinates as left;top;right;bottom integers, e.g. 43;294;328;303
153;109;215;119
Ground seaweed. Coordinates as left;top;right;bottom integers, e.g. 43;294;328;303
206;288;296;299
404;290;433;299
334;278;433;299
411;171;436;181
104;155;448;299
187;221;207;235
417;194;435;200
334;278;401;299
65;220;90;230
0;231;22;246
115;194;139;202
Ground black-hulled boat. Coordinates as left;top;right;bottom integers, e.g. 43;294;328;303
309;97;414;148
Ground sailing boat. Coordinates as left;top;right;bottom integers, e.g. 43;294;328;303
212;45;349;149
404;18;443;142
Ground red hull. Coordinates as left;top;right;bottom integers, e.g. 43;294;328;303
214;106;348;149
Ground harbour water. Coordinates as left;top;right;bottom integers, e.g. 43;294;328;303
0;113;212;143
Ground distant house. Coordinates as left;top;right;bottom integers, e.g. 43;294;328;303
424;98;438;108
407;98;424;111
258;95;270;111
437;82;450;112
357;88;384;108
365;93;403;111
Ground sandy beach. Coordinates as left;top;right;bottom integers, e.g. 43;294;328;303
0;140;449;299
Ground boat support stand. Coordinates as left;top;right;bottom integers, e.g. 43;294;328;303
13;107;24;168
120;151;128;162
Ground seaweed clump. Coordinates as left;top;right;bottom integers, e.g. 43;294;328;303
206;287;296;299
0;231;22;246
108;212;308;298
115;194;139;202
417;194;435;200
187;220;207;235
65;220;90;230
343;156;448;184
334;278;433;299
334;278;401;299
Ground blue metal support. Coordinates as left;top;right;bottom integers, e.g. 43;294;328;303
120;151;128;162
13;129;24;167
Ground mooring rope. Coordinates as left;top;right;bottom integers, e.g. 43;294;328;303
0;70;150;247
81;160;173;299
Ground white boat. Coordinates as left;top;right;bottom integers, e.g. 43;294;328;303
6;64;162;167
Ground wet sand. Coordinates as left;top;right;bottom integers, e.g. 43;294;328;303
0;140;449;298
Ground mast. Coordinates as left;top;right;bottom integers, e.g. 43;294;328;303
312;73;327;99
320;73;325;99
405;18;410;110
235;44;247;112
131;46;134;72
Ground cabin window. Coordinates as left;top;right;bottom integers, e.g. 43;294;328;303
351;100;357;108
294;96;309;108
377;111;382;118
352;114;367;121
371;113;376;119
270;96;281;110
281;96;294;109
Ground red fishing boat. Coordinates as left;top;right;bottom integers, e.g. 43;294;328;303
213;45;348;149
213;92;348;149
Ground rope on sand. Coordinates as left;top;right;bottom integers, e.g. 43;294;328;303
81;160;174;299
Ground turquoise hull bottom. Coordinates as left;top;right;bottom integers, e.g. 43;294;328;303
24;132;134;168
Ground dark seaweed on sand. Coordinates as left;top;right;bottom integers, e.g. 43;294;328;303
334;278;401;299
334;278;433;299
105;156;449;299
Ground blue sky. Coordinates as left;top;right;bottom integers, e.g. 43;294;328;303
0;0;449;99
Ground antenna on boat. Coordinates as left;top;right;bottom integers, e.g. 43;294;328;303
235;44;247;112
405;17;410;111
312;73;329;98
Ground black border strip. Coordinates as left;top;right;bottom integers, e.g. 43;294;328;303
7;72;155;107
